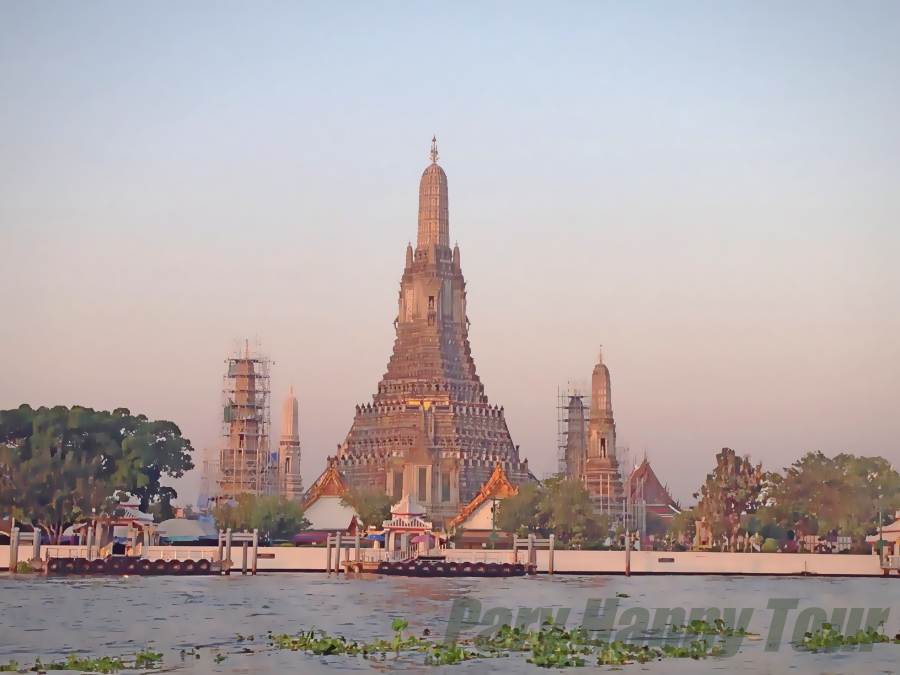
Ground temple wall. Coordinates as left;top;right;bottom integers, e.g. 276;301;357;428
3;545;885;576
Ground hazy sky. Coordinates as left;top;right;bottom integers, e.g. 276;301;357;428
2;2;899;504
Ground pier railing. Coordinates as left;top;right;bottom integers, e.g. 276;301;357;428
441;549;515;564
358;547;415;563
43;546;90;560
145;546;217;562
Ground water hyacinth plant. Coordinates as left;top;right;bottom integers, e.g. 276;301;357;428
0;650;162;673
796;623;900;652
266;617;768;668
670;618;752;637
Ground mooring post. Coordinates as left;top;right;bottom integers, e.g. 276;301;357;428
625;530;631;577
217;530;224;565
241;540;248;575
32;529;41;563
527;533;535;570
9;527;19;572
85;526;94;562
224;528;233;575
548;534;555;575
335;532;343;574
625;471;632;577
325;535;332;574
251;529;259;575
355;532;361;567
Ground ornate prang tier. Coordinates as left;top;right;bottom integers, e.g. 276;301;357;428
316;139;531;525
583;350;624;512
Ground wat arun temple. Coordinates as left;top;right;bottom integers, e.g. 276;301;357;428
312;139;533;524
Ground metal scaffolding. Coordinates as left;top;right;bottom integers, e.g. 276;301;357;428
556;383;591;477
217;340;274;500
557;383;641;531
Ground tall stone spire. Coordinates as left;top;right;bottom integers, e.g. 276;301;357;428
417;136;449;250
281;385;300;442
589;351;615;457
278;385;303;501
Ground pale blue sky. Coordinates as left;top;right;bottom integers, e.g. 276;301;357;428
2;2;899;502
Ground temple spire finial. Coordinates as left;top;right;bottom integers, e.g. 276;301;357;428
597;345;603;365
430;135;439;164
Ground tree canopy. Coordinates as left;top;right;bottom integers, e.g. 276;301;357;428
694;448;772;539
763;452;900;540
496;481;542;536
496;476;611;548
0;404;194;540
341;487;392;529
690;448;900;544
212;493;308;541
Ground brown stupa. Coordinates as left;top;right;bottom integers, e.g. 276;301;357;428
316;138;531;525
583;349;625;512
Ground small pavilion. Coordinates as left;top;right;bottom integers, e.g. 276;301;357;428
866;510;900;557
381;494;433;553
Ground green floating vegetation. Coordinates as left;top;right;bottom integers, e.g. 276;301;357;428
475;622;727;667
268;618;743;668
0;649;162;673
797;623;900;652
133;650;163;669
670;618;752;637
268;618;427;659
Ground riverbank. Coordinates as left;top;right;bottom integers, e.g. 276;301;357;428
1;544;890;576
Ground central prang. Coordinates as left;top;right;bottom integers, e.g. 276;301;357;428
308;139;532;525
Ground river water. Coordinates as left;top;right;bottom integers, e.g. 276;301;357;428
1;573;897;674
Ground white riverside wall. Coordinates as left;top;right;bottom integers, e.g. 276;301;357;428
0;544;888;576
534;550;885;576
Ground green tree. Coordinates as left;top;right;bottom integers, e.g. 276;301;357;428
121;417;194;513
0;404;194;541
147;496;176;522
496;481;542;536
644;511;667;537
497;477;612;547
694;448;771;540
341;488;392;529
768;452;900;540
668;507;697;546
538;475;603;547
212;494;309;541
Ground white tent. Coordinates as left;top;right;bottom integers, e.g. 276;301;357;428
158;518;218;542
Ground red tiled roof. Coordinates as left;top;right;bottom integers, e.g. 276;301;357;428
628;459;679;512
